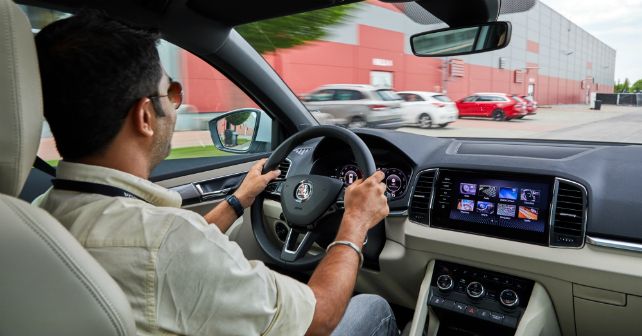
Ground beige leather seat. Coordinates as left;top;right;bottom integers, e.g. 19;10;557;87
0;1;136;335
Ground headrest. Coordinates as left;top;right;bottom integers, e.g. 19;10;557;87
0;0;44;196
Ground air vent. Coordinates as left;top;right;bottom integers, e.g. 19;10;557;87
550;178;587;248
409;169;437;224
277;159;291;180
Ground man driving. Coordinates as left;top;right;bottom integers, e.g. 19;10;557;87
34;10;398;336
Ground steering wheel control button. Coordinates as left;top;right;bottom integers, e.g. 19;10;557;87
499;289;520;308
466;281;485;299
436;274;454;292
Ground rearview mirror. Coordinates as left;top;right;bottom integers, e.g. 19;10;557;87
209;108;271;154
411;21;511;57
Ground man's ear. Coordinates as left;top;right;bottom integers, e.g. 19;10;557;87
130;98;155;138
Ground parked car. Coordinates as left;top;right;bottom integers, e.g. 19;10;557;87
520;95;539;115
302;84;404;129
397;91;459;128
456;92;527;121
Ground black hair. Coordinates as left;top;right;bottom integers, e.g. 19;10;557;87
35;10;162;160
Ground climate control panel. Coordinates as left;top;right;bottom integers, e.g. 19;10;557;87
428;261;533;330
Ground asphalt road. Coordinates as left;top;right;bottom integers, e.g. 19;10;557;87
397;104;642;144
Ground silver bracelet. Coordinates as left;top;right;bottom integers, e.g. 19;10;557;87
327;240;364;268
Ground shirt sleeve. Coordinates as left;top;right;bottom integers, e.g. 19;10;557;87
155;213;316;336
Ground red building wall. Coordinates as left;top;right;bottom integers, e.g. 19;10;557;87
179;19;613;113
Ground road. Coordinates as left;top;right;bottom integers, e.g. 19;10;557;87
37;104;642;161
397;104;642;143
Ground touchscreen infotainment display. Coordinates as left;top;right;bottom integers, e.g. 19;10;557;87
431;169;554;245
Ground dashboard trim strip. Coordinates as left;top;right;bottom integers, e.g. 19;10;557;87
586;236;642;253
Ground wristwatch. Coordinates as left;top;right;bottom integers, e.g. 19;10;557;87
225;194;244;218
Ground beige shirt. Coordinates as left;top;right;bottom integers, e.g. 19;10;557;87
35;161;316;336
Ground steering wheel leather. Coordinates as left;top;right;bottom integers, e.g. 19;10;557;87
251;125;375;270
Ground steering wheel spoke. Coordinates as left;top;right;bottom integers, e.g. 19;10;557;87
335;186;346;210
280;228;319;262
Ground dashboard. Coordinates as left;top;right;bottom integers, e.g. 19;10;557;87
271;128;642;336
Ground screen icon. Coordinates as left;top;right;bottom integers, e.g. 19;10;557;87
460;183;477;196
476;201;496;214
520;189;540;203
478;185;497;198
457;199;475;211
497;203;516;217
499;187;518;200
518;206;539;220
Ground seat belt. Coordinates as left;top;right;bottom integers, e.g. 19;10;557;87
34;156;56;177
51;179;149;204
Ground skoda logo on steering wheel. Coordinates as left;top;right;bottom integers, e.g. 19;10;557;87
295;181;313;202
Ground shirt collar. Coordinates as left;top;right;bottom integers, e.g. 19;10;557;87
55;161;182;208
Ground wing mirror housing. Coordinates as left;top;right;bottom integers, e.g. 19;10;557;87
411;21;511;57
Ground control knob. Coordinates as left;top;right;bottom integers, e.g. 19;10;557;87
499;289;520;308
466;281;485;299
436;274;454;292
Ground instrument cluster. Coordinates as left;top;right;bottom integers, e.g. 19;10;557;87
335;164;408;199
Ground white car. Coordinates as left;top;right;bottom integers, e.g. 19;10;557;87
398;91;459;128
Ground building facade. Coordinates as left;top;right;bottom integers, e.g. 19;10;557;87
175;0;615;112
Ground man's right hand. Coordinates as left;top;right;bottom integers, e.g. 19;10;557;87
340;170;389;241
344;170;389;230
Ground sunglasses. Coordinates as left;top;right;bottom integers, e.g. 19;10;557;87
148;80;183;110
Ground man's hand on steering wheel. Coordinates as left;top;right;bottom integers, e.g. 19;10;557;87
338;171;389;246
234;159;281;208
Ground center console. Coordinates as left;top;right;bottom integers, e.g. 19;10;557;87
407;260;561;336
428;261;533;336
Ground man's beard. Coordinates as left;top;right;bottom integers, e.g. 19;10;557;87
150;122;173;169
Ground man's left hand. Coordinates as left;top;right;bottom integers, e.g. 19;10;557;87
234;159;281;208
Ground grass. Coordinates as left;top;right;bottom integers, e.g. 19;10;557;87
165;145;231;159
44;143;246;167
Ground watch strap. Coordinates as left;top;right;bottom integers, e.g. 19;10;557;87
225;194;244;218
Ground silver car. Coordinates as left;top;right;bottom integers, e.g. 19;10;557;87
303;84;404;129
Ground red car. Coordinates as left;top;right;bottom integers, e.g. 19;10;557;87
456;93;527;121
520;95;538;115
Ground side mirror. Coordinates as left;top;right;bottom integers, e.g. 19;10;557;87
209;108;271;154
411;21;511;57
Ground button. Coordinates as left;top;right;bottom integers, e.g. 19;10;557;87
453;302;467;313
503;316;518;328
430;295;446;306
465;306;478;316
489;312;505;324
477;309;492;321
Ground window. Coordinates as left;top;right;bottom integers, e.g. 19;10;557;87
432;95;452;103
399;94;425;102
479;96;507;102
308;89;336;102
335;90;364;101
370;71;394;89
375;89;402;101
26;8;271;165
463;96;478;102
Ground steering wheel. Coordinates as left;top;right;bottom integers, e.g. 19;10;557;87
251;125;376;270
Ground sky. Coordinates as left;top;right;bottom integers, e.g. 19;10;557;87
539;0;642;84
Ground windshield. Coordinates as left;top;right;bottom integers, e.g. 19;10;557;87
376;89;403;101
238;0;638;144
